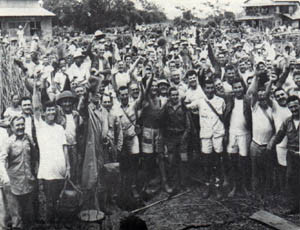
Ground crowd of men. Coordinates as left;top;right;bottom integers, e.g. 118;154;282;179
0;22;299;229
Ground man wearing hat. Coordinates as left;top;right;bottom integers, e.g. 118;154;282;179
17;24;26;48
66;49;90;84
56;90;82;184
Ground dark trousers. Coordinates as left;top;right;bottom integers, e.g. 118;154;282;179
14;192;35;228
250;141;273;194
286;151;300;209
4;186;35;229
67;145;80;184
42;179;64;224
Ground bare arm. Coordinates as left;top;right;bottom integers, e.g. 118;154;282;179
32;78;42;121
63;145;70;179
246;74;259;107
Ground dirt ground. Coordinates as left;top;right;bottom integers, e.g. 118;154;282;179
33;182;300;230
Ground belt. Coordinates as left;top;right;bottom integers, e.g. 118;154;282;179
252;140;267;148
166;130;184;136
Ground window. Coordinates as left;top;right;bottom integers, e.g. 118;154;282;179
30;21;41;36
280;6;289;14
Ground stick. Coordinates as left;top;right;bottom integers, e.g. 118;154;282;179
130;190;190;214
179;219;235;230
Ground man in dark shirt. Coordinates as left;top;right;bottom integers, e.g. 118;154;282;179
269;95;300;214
161;87;191;192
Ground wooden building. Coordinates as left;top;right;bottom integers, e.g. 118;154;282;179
236;0;300;30
0;0;55;39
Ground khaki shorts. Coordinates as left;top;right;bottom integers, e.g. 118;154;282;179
201;136;224;154
124;135;140;154
141;127;163;154
165;136;188;162
227;133;251;157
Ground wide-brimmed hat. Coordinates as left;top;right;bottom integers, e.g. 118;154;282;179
56;91;76;105
73;50;84;59
94;30;105;39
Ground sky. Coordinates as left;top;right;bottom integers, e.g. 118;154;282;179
133;0;245;19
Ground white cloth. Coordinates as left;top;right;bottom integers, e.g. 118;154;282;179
54;71;67;92
272;100;291;148
252;104;274;145
229;99;248;135
190;96;225;139
66;62;90;83
35;120;67;180
115;72;130;89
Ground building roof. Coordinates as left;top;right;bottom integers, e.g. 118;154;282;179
235;15;274;21
283;11;300;19
0;7;55;17
244;0;298;7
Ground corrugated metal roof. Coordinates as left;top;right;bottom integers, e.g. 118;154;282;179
244;0;298;7
0;7;55;17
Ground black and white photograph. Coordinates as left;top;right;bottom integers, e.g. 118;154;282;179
0;0;299;229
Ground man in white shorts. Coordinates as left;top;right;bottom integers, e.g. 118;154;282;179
224;78;252;197
187;79;225;199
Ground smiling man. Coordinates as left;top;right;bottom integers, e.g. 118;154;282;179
32;80;70;226
0;115;36;229
269;95;300;215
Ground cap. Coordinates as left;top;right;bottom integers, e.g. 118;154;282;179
157;79;170;86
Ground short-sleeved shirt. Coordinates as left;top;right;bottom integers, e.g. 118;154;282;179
35;120;67;180
192;96;225;139
117;102;137;138
1;134;36;195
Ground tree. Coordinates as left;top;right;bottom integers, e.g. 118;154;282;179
43;0;167;33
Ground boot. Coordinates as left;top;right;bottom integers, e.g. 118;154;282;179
202;183;212;199
158;153;173;193
228;154;239;198
240;156;250;197
131;185;140;199
221;153;230;188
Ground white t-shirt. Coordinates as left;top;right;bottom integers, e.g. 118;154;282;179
35;120;67;180
229;99;248;135
272;100;291;148
54;71;67;92
66;62;90;83
115;72;130;89
252;104;274;145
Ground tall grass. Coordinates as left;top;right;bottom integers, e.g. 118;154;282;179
0;45;28;116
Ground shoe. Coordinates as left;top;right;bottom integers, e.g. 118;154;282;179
131;185;140;199
241;186;250;197
284;207;300;215
215;187;223;200
202;184;211;199
222;177;230;188
228;186;236;198
163;183;173;194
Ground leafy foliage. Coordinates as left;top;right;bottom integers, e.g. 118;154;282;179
43;0;167;33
